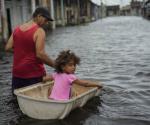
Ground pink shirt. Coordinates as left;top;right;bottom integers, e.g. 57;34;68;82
49;73;77;100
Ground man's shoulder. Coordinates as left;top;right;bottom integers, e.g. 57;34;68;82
36;27;45;32
35;27;45;36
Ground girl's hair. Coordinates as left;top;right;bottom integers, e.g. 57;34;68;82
55;50;80;73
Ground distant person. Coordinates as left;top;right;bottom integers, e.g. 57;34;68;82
43;50;102;101
5;7;54;92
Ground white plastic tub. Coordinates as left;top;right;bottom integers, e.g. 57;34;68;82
14;81;101;120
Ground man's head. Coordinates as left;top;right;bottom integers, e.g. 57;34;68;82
33;7;53;26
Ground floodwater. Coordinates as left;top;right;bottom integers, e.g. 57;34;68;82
0;16;150;125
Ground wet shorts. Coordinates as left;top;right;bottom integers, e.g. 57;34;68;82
12;76;43;92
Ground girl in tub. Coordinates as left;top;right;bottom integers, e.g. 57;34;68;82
43;50;102;101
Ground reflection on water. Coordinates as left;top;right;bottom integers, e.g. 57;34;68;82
0;16;150;125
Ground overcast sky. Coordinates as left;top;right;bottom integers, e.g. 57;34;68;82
92;0;143;6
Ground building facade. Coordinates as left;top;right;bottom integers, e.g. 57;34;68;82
106;5;120;17
120;5;131;16
130;0;143;16
142;0;150;19
0;0;106;42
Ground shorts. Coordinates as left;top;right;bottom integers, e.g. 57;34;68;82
12;76;43;93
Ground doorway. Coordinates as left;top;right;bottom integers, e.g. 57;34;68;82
6;8;12;37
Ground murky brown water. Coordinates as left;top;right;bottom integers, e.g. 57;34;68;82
0;16;150;125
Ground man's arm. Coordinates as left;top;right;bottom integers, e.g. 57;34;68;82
43;75;53;82
5;34;13;52
35;28;54;67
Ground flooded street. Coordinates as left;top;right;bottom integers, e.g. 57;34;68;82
1;16;150;125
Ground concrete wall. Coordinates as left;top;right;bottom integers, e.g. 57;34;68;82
0;0;106;41
5;0;31;35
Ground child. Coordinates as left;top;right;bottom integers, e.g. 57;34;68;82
43;50;102;101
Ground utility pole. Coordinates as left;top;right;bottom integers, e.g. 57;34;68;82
0;0;7;43
50;0;55;29
77;0;80;24
31;0;36;14
100;0;103;18
0;0;8;54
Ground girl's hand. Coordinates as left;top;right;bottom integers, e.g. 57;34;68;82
97;84;103;89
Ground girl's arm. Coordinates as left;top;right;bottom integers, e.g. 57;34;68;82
72;79;102;89
42;75;53;82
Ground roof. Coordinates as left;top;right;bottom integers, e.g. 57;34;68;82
90;0;101;6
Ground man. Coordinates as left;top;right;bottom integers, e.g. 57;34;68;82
5;7;54;92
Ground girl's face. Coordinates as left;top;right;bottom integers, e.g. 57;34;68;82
62;60;76;74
